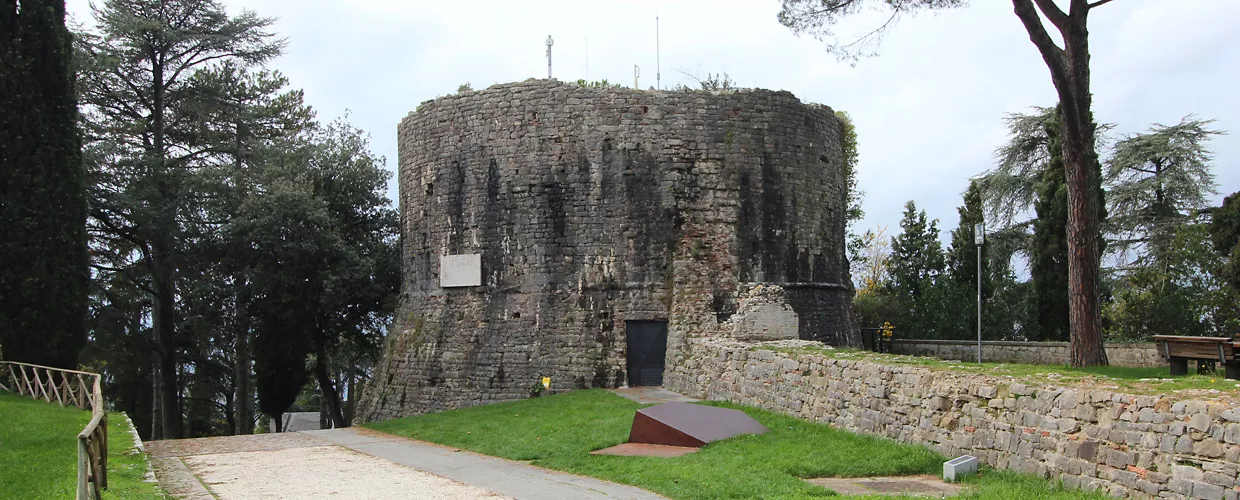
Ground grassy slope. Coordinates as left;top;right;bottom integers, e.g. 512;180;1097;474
772;347;1234;395
0;391;164;500
366;390;1106;499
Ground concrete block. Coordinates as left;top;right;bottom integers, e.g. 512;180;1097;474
944;455;979;482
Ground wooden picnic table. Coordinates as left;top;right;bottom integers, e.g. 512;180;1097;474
1152;335;1239;379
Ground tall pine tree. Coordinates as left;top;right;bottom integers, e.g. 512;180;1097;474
0;0;88;368
887;201;947;336
78;0;283;439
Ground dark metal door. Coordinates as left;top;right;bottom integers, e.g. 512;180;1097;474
626;320;668;386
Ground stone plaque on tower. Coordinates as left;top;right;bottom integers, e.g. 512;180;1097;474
440;254;481;288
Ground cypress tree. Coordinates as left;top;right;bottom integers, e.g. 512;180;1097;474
0;0;88;368
947;180;989;293
1030;115;1071;342
945;180;991;338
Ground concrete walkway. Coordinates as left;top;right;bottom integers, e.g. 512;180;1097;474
147;428;664;500
609;387;699;405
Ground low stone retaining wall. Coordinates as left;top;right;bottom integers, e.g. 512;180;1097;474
665;338;1240;500
891;339;1163;368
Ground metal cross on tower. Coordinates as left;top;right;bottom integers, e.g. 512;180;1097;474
546;35;554;79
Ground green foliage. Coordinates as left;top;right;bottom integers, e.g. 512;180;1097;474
970;106;1108;342
77;0;286;440
1030;112;1071;342
457;82;473;93
888;201;944;299
852;289;899;329
946;181;988;295
881;201;964;337
1213;192;1240;294
978;106;1057;228
836;110;864;227
0;0;89;369
940;181;996;340
232;117;399;427
674;71;738;92
75;0;396;439
1106;117;1222;268
1107;218;1240;340
571;79;622;89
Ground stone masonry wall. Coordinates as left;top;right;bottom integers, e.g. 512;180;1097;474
891;340;1163;368
667;337;1240;500
722;284;799;341
358;80;859;421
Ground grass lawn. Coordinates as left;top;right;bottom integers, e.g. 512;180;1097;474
0;390;165;500
770;346;1235;396
366;389;1105;499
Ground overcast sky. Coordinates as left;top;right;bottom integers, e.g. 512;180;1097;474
66;0;1240;245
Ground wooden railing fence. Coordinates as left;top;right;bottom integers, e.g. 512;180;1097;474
0;361;108;500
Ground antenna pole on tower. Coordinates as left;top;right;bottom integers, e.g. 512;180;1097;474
634;65;640;89
585;37;589;82
656;9;661;90
546;35;554;79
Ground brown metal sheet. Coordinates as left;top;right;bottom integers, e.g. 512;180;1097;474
627;402;768;448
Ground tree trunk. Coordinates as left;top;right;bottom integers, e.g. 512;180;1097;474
151;358;161;440
233;276;252;435
186;348;214;437
152;243;182;437
1061;120;1108;367
1012;0;1107;366
319;398;330;430
224;385;235;436
313;339;348;428
343;365;357;426
150;44;185;438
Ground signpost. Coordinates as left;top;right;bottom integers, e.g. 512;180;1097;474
974;222;985;364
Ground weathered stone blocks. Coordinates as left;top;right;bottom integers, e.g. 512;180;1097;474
358;80;859;421
667;337;1240;499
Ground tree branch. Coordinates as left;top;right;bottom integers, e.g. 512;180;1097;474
1031;0;1069;30
1087;0;1116;8
1011;0;1069;87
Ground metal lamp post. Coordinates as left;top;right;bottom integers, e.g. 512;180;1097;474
974;222;985;364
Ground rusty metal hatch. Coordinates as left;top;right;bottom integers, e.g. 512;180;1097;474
628;402;769;447
625;320;667;386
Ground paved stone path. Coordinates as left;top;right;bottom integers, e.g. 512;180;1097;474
609;386;699;404
147;428;665;500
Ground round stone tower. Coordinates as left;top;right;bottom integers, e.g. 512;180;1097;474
358;80;857;421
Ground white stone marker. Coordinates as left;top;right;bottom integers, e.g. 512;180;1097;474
943;455;978;482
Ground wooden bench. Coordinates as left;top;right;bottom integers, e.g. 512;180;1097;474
1152;335;1239;379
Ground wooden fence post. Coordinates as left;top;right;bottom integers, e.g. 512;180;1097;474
0;362;108;500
